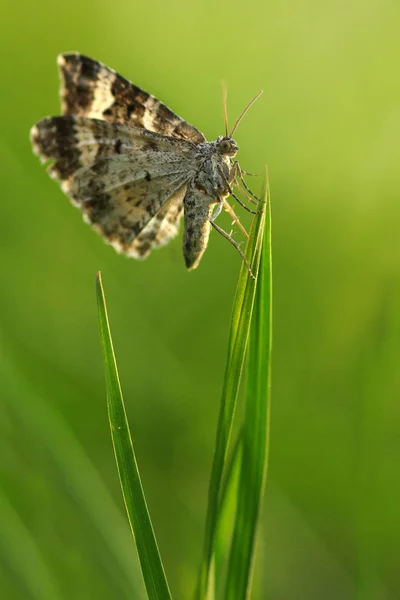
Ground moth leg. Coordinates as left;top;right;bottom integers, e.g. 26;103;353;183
211;197;249;239
223;200;249;239
233;161;263;204
234;177;259;206
219;166;258;215
210;216;255;280
230;189;258;214
239;168;262;177
238;172;263;204
210;200;224;221
224;177;258;215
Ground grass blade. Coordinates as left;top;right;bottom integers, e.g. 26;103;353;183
96;272;172;600
196;173;267;600
213;431;242;597
224;176;272;599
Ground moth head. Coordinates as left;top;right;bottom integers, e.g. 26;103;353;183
217;136;239;157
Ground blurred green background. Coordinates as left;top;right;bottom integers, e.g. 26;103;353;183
1;0;399;598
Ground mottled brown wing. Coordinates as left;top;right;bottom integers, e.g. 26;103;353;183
58;52;206;143
128;189;185;258
30;116;195;256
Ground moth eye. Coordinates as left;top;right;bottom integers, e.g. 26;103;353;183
219;139;232;153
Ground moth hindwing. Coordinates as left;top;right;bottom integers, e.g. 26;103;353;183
30;52;258;273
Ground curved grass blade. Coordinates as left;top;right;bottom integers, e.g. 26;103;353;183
196;172;267;600
224;176;272;599
96;273;172;600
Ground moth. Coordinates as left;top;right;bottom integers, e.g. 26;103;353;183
30;53;261;275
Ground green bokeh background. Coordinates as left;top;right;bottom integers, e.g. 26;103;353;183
1;0;399;598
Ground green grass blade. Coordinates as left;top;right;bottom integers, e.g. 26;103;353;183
224;177;272;600
196;176;267;600
96;273;172;600
213;431;242;597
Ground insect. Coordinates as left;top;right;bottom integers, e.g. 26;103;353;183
30;53;262;276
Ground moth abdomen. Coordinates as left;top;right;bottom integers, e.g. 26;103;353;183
183;188;216;270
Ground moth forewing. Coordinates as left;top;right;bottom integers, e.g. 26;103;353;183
57;52;206;143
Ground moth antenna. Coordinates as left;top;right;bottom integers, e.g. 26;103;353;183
222;81;229;137
229;90;263;137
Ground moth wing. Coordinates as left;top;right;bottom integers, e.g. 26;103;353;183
129;188;185;258
58;52;206;143
30;116;194;256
